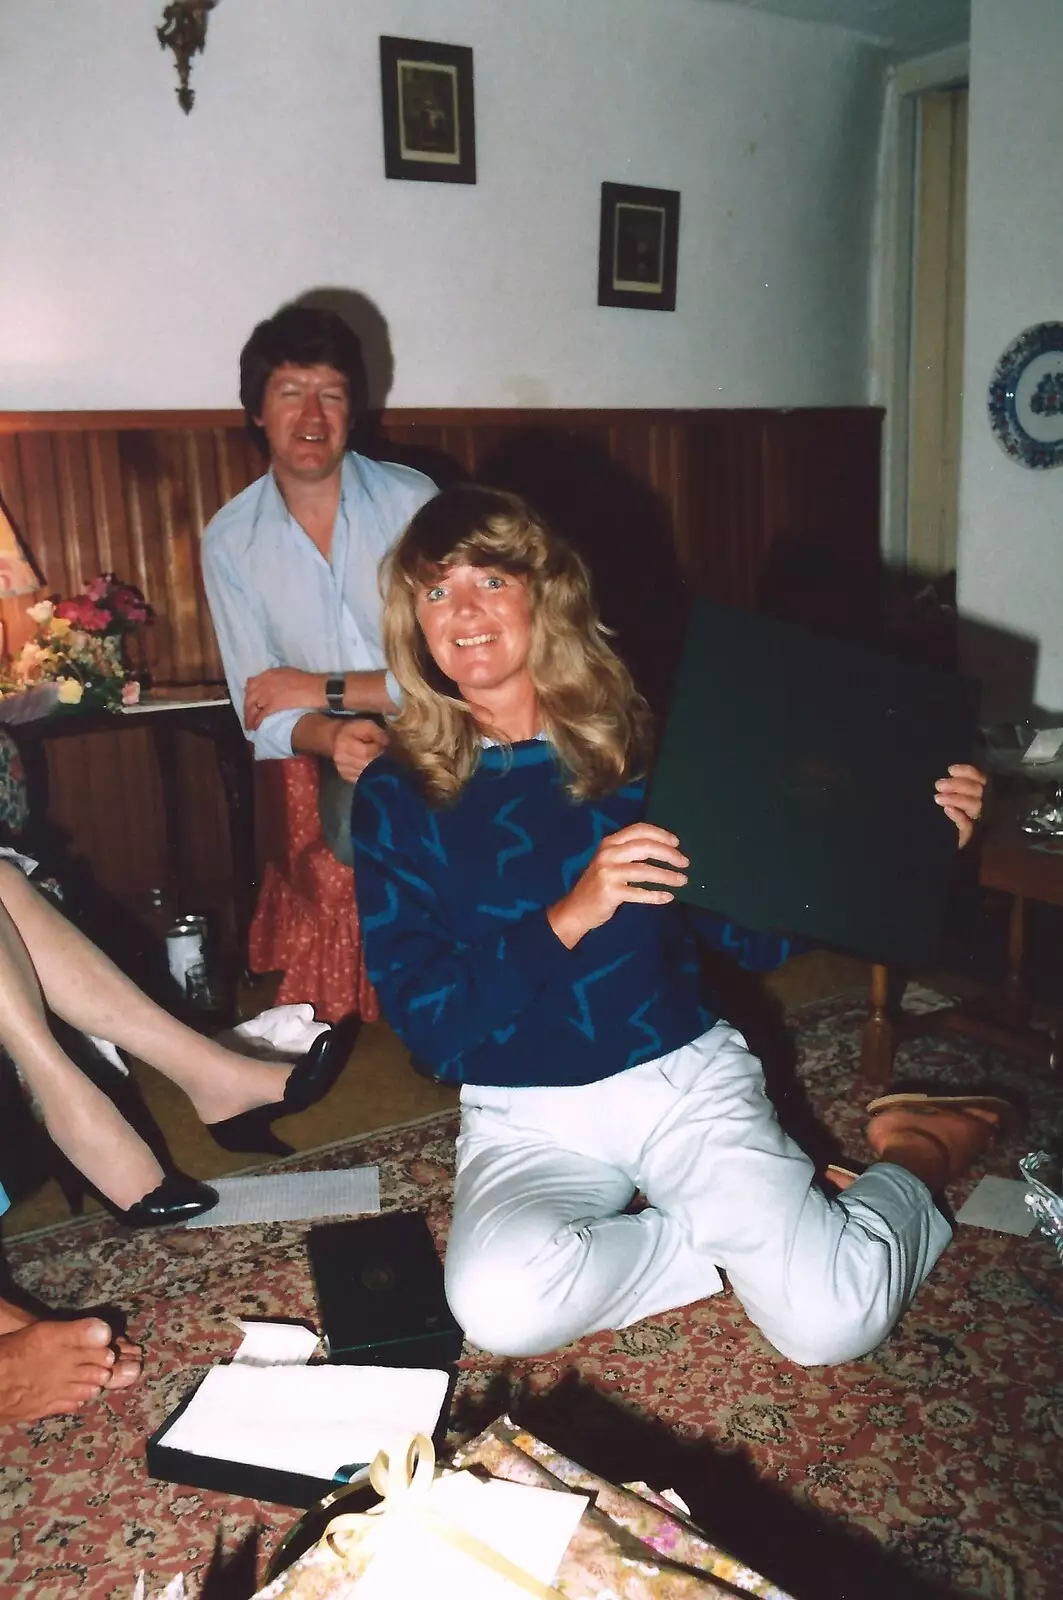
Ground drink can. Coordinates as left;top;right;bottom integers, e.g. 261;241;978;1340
166;915;208;996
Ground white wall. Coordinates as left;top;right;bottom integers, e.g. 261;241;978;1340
958;0;1063;714
0;0;883;410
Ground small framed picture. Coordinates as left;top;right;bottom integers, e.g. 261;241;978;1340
379;35;476;185
598;182;680;311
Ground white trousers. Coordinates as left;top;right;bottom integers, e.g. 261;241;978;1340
445;1023;952;1366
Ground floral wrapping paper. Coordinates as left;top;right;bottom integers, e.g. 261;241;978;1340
251;1416;793;1600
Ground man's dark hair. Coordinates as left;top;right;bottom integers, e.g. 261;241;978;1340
239;304;366;454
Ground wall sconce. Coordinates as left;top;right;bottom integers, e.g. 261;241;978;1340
157;1;219;114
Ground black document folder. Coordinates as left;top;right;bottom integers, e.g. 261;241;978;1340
308;1211;464;1368
645;598;979;967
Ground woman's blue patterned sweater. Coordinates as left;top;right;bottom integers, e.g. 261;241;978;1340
350;740;792;1088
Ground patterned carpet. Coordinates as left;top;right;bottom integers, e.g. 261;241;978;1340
1;990;1060;1600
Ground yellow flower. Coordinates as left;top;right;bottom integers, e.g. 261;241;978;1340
57;678;84;705
26;600;54;625
48;616;72;638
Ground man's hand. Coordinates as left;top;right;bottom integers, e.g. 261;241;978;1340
547;823;688;949
332;717;390;782
935;763;987;849
245;667;324;730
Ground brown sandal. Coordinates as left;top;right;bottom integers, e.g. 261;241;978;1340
865;1092;1021;1141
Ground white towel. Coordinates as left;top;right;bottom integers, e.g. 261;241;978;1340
214;1002;330;1061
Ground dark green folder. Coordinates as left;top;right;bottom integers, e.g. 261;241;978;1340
645;598;980;967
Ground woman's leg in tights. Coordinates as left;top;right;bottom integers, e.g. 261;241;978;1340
0;892;166;1209
0;864;301;1173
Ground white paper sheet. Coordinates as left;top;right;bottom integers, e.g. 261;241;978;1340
159;1364;450;1479
1023;727;1063;763
956;1175;1038;1236
184;1168;379;1228
119;694;229;714
231;1320;320;1366
354;1472;588;1600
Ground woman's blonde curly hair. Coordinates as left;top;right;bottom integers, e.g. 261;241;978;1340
382;483;653;804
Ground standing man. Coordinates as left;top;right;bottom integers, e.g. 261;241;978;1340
202;304;436;861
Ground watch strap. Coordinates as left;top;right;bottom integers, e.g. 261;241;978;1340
325;674;346;714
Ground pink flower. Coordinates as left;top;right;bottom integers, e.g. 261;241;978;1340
112;585;152;625
121;680;142;707
83;576;110;602
54;597;91;627
88;607;113;632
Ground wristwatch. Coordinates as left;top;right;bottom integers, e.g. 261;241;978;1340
325;674;346;715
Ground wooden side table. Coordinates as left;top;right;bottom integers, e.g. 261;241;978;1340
862;809;1063;1085
8;692;256;961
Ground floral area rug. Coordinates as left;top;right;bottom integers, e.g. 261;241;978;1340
1;990;1060;1600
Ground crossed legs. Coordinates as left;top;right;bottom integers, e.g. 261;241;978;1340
446;1024;992;1366
0;858;335;1423
0;861;302;1208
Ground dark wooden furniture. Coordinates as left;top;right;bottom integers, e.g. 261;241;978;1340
0;406;883;948
862;810;1063;1085
8;695;256;959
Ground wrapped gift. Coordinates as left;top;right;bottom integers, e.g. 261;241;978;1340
253;1416;793;1600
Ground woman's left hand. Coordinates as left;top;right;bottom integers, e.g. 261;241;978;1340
935;763;987;848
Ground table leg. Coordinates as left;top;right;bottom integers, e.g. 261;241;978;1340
862;962;895;1087
210;726;256;970
1002;893;1031;1030
149;718;182;903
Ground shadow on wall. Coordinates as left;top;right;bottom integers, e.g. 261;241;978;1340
292;285;469;488
955;614;1040;726
294;286;393;413
757;538;1041;726
266;292;1045;728
478;429;690;717
286;296;693;714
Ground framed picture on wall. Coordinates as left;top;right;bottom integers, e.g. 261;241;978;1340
598;182;680;311
379;36;476;184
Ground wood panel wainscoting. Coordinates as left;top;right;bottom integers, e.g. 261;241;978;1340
0;407;882;952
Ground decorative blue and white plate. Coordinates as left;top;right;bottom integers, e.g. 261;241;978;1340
988;321;1063;469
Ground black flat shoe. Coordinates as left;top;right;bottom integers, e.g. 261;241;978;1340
206;1013;361;1156
59;1171;219;1228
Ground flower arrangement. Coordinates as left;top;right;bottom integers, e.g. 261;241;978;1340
1;573;153;712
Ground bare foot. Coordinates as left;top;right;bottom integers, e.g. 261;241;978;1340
107;1336;142;1391
0;1297;36;1334
866;1103;1000;1191
0;1309;142;1422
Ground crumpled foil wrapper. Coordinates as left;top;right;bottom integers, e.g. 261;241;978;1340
1021;1151;1063;1264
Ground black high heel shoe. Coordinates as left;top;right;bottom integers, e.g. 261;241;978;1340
55;1165;218;1228
206;1012;361;1156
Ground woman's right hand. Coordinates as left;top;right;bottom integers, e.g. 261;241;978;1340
547;823;689;949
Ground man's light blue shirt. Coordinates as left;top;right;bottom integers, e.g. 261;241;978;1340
202;451;436;759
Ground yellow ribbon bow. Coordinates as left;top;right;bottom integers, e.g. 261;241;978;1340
322;1433;565;1598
